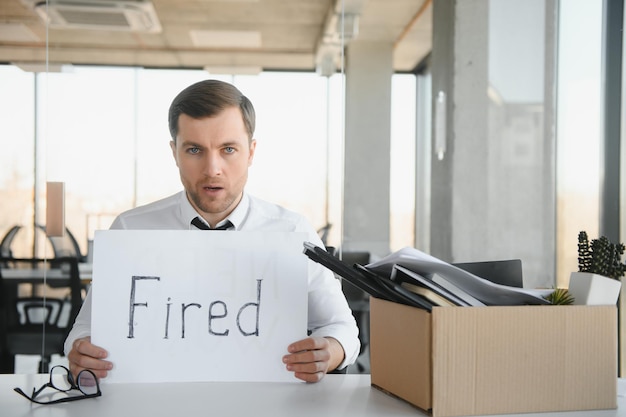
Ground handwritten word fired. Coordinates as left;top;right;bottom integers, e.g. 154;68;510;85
127;276;263;339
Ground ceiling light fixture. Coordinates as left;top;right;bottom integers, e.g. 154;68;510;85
315;0;367;77
21;0;162;33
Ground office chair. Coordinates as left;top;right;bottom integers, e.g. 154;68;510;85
317;223;332;246
452;259;523;288
0;225;22;258
336;250;371;373
36;224;87;263
4;297;67;373
0;257;82;373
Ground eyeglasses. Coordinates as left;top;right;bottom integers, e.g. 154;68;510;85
14;365;102;405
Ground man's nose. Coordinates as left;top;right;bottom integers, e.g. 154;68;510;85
202;152;222;176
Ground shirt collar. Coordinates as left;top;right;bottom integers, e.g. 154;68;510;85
179;190;249;231
227;193;249;230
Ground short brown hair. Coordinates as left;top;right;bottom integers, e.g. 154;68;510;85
168;79;256;142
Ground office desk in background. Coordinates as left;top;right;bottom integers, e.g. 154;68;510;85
2;374;626;417
1;262;92;284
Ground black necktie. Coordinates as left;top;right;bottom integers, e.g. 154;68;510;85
191;217;233;231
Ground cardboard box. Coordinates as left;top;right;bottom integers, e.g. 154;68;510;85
370;297;617;417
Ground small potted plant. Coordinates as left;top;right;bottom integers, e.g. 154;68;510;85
544;288;575;305
568;231;625;305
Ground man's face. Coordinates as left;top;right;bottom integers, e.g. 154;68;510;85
170;107;256;227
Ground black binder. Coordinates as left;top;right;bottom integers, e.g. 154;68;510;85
303;242;434;311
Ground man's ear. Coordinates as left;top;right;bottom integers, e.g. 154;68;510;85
170;140;179;167
248;139;257;167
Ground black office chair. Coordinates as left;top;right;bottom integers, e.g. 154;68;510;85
0;257;82;373
36;224;87;263
317;223;332;246
452;259;524;288
335;250;371;373
0;225;22;258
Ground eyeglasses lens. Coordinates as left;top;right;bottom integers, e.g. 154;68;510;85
77;371;98;396
50;366;72;392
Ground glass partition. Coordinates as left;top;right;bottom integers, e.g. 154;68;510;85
3;0;616;376
0;0;369;373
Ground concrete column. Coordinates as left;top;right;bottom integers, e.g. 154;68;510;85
430;0;557;288
342;40;394;257
430;0;460;262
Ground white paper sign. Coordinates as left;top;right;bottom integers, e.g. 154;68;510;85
91;230;308;384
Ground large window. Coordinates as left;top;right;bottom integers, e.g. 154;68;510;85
0;66;415;257
556;0;603;286
390;74;417;251
0;66;35;257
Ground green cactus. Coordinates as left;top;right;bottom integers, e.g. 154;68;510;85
577;231;626;280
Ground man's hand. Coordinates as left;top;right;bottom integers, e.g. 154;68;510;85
67;337;113;380
282;336;345;383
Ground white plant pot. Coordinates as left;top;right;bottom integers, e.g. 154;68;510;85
568;271;622;305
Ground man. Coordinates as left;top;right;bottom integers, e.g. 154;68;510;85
64;79;360;383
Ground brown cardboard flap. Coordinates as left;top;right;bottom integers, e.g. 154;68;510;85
370;297;432;411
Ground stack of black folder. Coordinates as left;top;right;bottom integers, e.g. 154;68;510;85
303;242;552;310
303;242;439;311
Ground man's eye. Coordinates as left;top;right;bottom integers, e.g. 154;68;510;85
187;147;200;154
224;147;235;154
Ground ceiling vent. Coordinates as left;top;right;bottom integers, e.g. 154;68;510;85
25;0;162;33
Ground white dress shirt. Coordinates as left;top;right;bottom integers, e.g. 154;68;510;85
64;191;360;370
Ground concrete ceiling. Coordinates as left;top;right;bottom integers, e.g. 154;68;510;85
0;0;432;73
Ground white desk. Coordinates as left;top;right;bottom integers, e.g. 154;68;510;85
1;263;92;284
2;374;626;417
